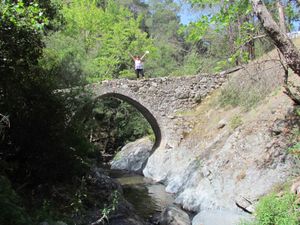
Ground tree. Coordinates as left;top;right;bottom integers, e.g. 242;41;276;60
43;0;156;82
186;0;261;67
0;0;90;186
251;0;300;75
143;0;187;76
276;0;287;32
186;0;300;74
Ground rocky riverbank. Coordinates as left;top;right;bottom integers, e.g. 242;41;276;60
146;86;300;223
113;84;299;224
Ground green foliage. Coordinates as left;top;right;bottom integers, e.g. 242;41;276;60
285;2;300;31
1;0;49;31
33;200;61;225
148;133;155;143
99;190;120;223
254;193;299;225
170;49;204;76
0;1;148;224
0;176;32;225
148;0;188;76
43;0;222;79
186;0;255;63
184;0;298;71
69;177;88;214
0;1;92;222
41;33;87;88
288;142;300;157
87;97;154;158
43;0;156;82
113;152;122;161
230;115;243;129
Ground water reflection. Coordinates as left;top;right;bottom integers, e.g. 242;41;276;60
109;170;174;219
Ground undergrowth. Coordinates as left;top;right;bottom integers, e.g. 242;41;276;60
241;192;300;225
230;115;243;129
219;60;284;110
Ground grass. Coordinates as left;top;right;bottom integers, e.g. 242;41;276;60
218;42;286;111
254;192;299;225
239;191;300;225
230;115;243;129
113;152;122;161
147;133;155;143
219;70;283;110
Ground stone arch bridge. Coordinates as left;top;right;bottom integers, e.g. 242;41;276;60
87;74;227;150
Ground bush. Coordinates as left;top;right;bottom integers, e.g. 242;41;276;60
254;193;299;225
230;115;243;129
0;176;32;225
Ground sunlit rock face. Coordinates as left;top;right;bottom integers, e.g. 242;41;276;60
110;137;153;173
143;87;298;217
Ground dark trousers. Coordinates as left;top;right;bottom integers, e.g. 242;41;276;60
135;69;144;78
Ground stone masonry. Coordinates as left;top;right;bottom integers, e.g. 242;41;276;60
88;74;227;149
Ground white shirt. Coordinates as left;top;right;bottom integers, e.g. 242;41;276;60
134;59;143;70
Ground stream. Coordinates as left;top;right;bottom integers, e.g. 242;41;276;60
108;169;175;222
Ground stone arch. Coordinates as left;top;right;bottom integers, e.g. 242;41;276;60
95;92;162;149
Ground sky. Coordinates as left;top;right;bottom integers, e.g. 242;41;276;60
179;1;300;31
179;3;200;24
161;0;300;30
143;0;201;25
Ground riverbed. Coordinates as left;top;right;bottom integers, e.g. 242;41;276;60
108;169;175;221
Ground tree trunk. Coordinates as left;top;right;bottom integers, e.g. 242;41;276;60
251;0;300;75
276;0;286;33
247;39;255;60
227;0;237;64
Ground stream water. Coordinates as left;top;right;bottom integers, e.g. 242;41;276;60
108;169;175;221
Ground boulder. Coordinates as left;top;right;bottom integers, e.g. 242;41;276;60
39;221;68;225
111;137;153;173
217;119;227;129
192;210;253;225
55;222;68;225
160;206;191;225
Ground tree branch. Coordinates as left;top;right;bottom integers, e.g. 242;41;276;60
251;0;300;76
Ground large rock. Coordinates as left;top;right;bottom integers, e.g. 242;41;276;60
160;206;191;225
111;137;153;173
192;210;253;225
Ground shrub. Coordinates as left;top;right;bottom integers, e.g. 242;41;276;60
254;193;299;225
288;142;300;156
230;115;243;129
0;176;32;225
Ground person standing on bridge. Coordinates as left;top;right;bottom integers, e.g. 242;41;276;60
129;51;149;79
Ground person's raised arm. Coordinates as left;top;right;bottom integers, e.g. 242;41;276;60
129;52;135;60
141;51;149;60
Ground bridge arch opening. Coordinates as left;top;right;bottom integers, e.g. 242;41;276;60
88;92;162;163
96;93;162;149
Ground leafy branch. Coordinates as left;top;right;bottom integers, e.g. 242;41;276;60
90;191;120;225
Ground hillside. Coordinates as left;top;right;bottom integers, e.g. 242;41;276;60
142;38;300;224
